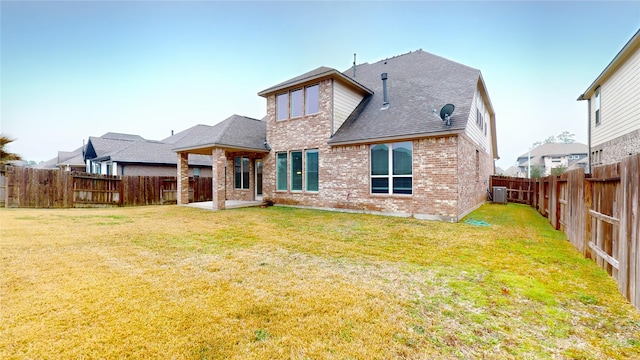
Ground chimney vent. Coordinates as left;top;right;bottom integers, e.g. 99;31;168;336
353;53;356;78
171;130;174;136
381;73;389;110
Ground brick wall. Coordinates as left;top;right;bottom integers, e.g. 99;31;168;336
263;78;334;204
457;133;494;219
261;78;492;221
224;151;264;201
592;128;640;166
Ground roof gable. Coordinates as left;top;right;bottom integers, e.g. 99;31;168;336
328;50;482;144
258;66;372;97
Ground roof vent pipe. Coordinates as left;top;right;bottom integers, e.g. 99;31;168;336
381;73;389;110
353;53;356;78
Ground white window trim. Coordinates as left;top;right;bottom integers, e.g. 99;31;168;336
370;142;413;195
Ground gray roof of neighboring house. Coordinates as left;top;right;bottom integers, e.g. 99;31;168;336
57;147;85;167
172;114;268;152
106;139;211;166
37;146;85;169
85;131;212;167
517;142;588;160
328;50;482;144
100;132;145;141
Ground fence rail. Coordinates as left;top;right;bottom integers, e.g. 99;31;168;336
0;166;212;208
490;153;640;310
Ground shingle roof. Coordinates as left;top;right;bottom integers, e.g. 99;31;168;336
258;66;372;97
172;115;268;152
86;131;212;166
100;132;145;141
328;50;481;144
517;143;588;159
106;140;211;166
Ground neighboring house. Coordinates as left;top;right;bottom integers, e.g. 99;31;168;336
578;29;640;168
38;146;86;172
84;132;212;176
515;142;588;177
174;50;499;221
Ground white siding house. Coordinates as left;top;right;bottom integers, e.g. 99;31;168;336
578;29;640;168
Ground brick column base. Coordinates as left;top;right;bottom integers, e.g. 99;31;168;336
212;148;226;210
177;152;189;205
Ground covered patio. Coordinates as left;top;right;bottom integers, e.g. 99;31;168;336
171;115;269;210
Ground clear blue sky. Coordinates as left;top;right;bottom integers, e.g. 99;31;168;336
2;1;639;170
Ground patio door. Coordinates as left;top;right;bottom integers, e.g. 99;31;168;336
255;159;263;200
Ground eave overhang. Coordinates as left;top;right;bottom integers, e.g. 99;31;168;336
577;28;640;101
258;68;373;97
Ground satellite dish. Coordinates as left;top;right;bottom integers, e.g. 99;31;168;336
439;104;455;127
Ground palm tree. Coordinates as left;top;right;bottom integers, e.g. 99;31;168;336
0;133;22;164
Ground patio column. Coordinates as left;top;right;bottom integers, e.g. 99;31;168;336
211;147;226;210
177;152;189;205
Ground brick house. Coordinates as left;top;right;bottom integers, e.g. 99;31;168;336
175;50;499;221
578;29;640;169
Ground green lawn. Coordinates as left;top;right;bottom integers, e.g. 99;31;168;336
1;203;638;359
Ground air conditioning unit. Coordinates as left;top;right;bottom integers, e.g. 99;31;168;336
493;186;507;204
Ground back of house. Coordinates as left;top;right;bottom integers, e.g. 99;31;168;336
257;50;498;221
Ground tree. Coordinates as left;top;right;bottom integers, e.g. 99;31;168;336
529;165;545;179
551;165;567;176
556;131;575;144
0;133;22;164
531;131;576;147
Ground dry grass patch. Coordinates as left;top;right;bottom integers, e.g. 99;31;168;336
1;204;639;359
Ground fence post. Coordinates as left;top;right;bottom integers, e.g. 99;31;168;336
584;177;593;259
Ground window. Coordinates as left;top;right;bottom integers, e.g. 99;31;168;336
291;89;303;118
306;149;319;192
371;142;412;195
305;84;319;114
290;151;303;191
193;168;200;178
277;93;288;121
234;156;250;189
595;87;601;125
277;152;288;191
276;84;319;120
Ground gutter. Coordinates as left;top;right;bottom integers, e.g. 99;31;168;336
327;128;464;147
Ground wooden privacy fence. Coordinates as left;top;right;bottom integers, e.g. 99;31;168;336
490;153;639;310
0;166;213;208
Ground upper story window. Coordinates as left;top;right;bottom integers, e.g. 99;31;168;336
371;142;412;195
305;84;319;114
276;84;320;121
291;89;303;118
595;87;601;125
277;93;288;121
